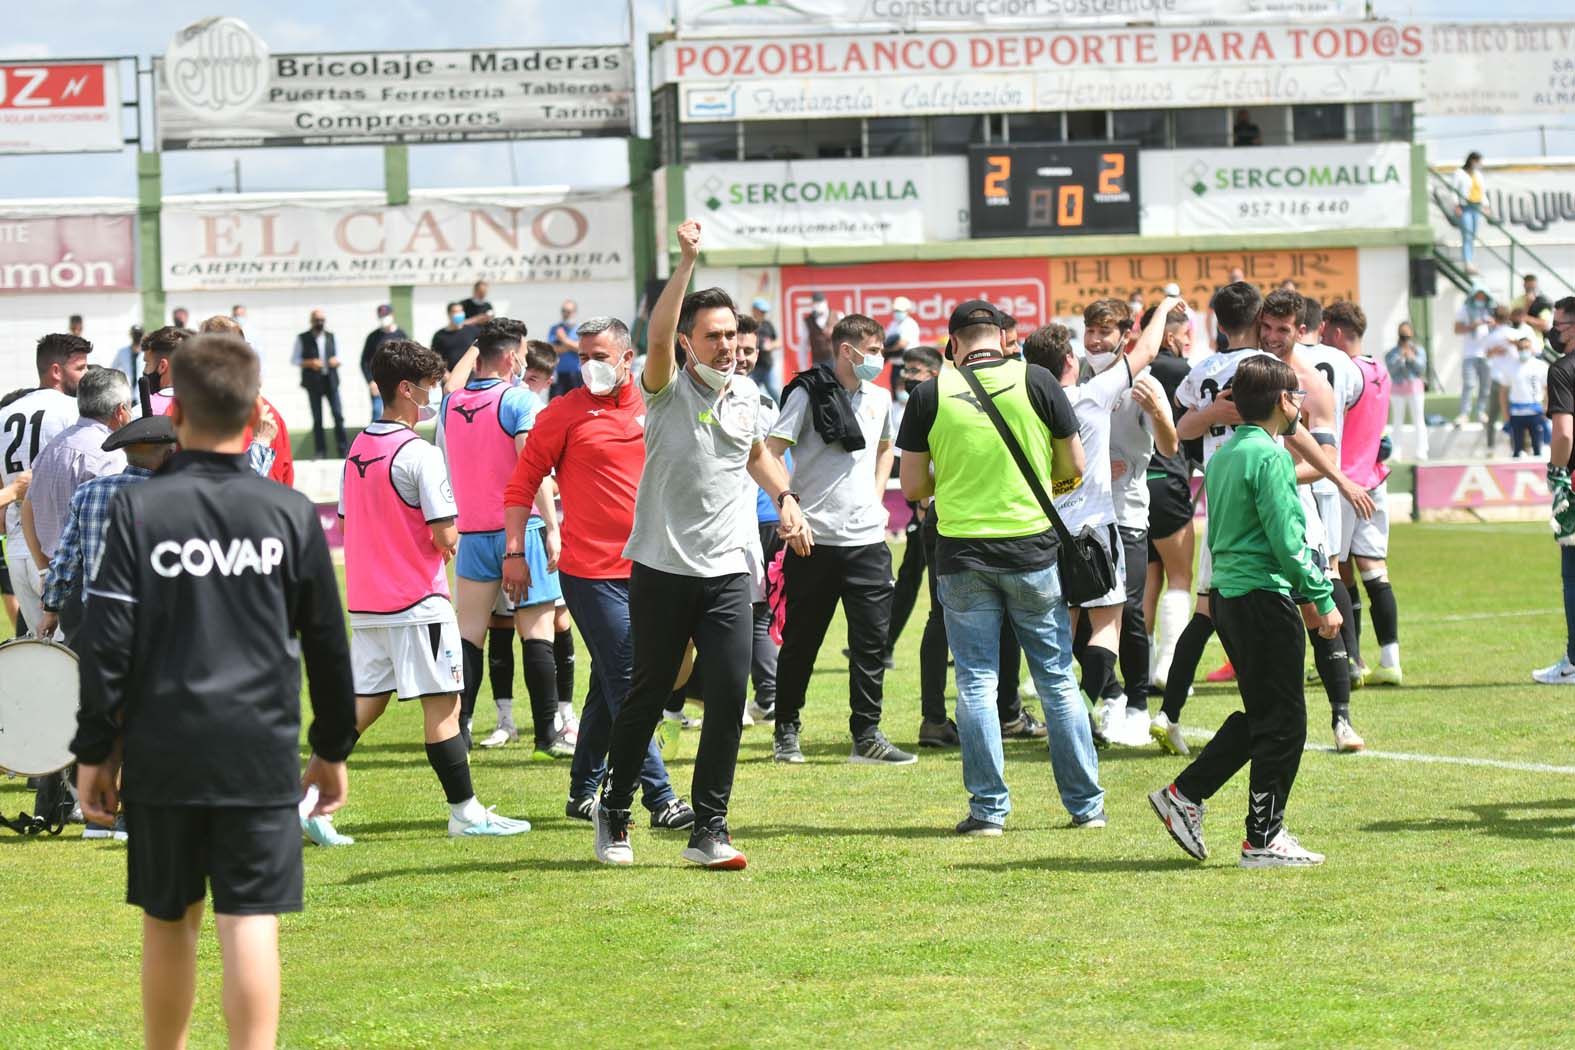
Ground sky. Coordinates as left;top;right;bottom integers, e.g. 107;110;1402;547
0;0;1569;201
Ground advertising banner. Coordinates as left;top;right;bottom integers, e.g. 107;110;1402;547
1413;461;1551;520
1429;162;1575;249
0;60;123;155
1420;23;1575;117
1046;246;1358;317
1142;143;1412;236
685;157;969;249
161;191;632;291
156;17;632;150
673;0;1366;36
969;143;1139;238
779;257;1049;376
656;23;1425;121
0;214;136;294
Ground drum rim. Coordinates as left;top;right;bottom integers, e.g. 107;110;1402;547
0;637;81;777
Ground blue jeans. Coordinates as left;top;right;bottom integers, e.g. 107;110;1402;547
1459;357;1491;421
937;564;1103;825
1561;548;1575;665
1459;204;1481;266
559;573;675;811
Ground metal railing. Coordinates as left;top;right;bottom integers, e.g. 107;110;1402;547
1428;168;1573;300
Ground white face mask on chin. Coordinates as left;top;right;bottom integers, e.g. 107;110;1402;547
693;358;734;391
1086;350;1119;373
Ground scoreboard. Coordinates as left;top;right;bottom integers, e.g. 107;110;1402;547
968;143;1140;239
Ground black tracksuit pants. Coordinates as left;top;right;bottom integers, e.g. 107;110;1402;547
918;511;1024;725
1174;589;1308;849
604;564;751;831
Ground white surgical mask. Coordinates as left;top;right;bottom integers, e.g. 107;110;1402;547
582;358;620;396
1087;350;1119;373
417;385;440;422
381;315;395;331
853;352;883;382
693;358;734;391
1519;349;1533;362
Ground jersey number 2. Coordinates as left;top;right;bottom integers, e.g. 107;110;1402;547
2;410;44;474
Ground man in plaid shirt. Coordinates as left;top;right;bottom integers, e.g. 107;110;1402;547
39;415;177;643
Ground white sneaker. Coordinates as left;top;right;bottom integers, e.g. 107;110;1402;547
1240;828;1324;868
447;806;532;837
1149;712;1189;756
1118;706;1153;747
1532;657;1575;685
740;707;755;728
1093;696;1124;742
593;802;634;865
1333;718;1366;753
477;727;517;749
746;700;776;724
1148;784;1207;860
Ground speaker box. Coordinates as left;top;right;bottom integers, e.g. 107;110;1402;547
1410;257;1438;298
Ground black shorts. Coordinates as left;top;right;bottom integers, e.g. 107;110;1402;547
0;553;11;596
1146;475;1194;553
126;803;303;921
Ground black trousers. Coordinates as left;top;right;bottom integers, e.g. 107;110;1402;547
774;541;893;738
302;370;347;458
918;512;1023;725
1174;590;1307;849
605;564;751;830
884;506;926;656
1117;525;1151;710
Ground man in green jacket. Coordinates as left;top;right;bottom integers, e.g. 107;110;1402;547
1148;354;1342;868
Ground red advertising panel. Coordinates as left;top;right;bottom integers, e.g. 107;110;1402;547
0;61;123;154
1413;461;1551;517
0;215;137;294
779;257;1049;381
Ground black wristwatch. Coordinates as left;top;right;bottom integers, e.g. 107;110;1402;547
777;490;800;508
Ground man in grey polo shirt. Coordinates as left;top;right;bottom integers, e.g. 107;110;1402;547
767;313;914;766
594;218;809;871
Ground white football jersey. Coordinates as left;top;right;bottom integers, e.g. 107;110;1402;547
1175;348;1274;468
2;387;78;544
1302;343;1363;495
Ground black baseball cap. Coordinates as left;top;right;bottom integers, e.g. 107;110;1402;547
103;414;176;451
948;299;1006;334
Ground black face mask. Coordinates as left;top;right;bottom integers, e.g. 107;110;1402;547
1281;393;1300;437
311;321;325;332
903;377;924;394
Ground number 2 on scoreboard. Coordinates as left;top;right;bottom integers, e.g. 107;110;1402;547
1099;152;1125;194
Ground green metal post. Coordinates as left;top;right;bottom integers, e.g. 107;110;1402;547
627;138;656;311
137;151;164;329
1407;141;1433;356
384;145;413;331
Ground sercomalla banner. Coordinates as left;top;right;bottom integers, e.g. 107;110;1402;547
0;61;123;155
160;192;632;291
0;214;136;294
657;23;1426;119
673;0;1366;35
156;18;632;150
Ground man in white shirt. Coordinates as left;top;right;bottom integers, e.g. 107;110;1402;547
1455;288;1494;425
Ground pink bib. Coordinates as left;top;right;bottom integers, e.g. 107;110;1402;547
1342;357;1391;490
342;428;449;614
444;383;516;532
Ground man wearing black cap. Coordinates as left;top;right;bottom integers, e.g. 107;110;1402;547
38;413;177;645
361;304;407;419
897;300;1104;835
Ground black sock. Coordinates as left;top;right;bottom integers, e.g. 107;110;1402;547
554;628;576;706
1309;629;1351;724
1330;578;1359;669
348;728;362;755
1079;645;1118;703
521;638;558;747
1363;578;1400;647
1348;584;1365;666
1160;613;1213;722
424;733;474;805
665;687;686;716
460;640;484;746
487;626;514;702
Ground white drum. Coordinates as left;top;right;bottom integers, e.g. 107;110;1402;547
0;639;79;777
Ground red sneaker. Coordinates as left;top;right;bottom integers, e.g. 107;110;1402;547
1205;662;1236;683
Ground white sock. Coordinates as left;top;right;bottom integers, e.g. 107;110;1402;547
1154;589;1191;677
451;796;486;823
1379;643;1400;668
662;710;683;723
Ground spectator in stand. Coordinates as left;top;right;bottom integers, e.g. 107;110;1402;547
1532;297;1575;684
549;300;584;398
291;308;347;459
171;307;190;330
461;280;493;321
1508;331;1549;458
1450;152;1490;275
361;304;407;419
68;314;84;337
1456;287;1495;425
885;297;922;353
110;325;142;387
1515;274;1555;355
432;302;478;370
1386;321;1430;462
1232;109;1262;146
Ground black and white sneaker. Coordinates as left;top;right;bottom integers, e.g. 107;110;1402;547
650;798;696;830
1148;783;1207;860
565;796;594;823
593;802;633;866
850;730;918;766
681;825;748;870
1002;712;1049;739
1070;808;1107;829
955;814;1005;837
773;725;805;764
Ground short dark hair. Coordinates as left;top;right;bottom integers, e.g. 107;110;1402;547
1554;296;1575;317
68;314;83;326
1261;288;1303;323
371;340;445;402
1084;298;1132;332
1140;302;1190;331
170;335;259;436
446;300;464;313
1232;354;1299;423
1298;297;1323;332
903;345;943;372
1023;324;1076;376
524;340;557;375
142;325;190;367
475;317;527;363
832;313;883;349
1323;300;1367;338
36;333;91;379
678;287;737;336
736;313;760;337
1001;313;1018;331
1210;282;1263;336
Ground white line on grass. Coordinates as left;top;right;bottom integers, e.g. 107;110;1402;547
1179;729;1575;776
1412;608;1561;624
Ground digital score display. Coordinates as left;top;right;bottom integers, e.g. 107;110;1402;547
968;143;1140;239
